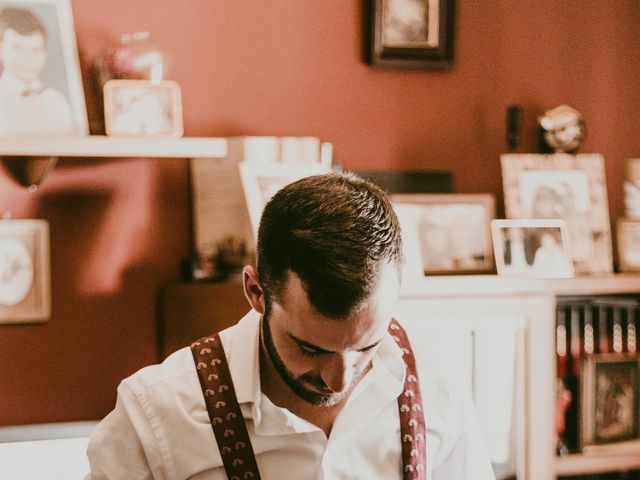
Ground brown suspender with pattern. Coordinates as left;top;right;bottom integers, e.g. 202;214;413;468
191;318;427;480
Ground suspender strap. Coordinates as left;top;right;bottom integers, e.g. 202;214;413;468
191;334;262;480
192;319;426;480
390;319;428;480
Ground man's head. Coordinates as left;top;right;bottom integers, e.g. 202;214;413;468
256;172;403;317
0;8;47;84
243;172;404;407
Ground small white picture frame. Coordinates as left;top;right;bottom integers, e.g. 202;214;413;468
104;79;183;137
238;161;331;238
491;219;574;278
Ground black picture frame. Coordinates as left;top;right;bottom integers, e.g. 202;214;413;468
365;0;455;68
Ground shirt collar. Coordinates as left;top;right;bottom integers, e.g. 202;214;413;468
0;71;43;95
226;310;406;433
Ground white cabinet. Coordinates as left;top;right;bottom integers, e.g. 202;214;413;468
398;274;640;480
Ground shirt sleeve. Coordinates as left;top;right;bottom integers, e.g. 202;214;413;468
85;381;169;480
432;396;496;480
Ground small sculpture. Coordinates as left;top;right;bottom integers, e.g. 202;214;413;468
538;105;586;154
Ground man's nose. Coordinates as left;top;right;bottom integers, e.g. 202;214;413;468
320;353;354;394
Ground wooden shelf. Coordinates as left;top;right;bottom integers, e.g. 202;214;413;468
555;452;640;476
0;135;228;159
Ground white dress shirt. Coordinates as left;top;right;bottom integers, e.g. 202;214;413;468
0;71;75;135
85;311;495;480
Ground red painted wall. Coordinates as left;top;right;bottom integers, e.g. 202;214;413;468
1;1;639;424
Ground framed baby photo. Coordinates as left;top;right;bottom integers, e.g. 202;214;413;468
0;219;51;324
616;218;640;273
581;355;640;450
366;0;455;67
501;153;613;275
391;193;495;277
104;79;183;137
491;219;574;278
238;161;332;238
0;0;88;135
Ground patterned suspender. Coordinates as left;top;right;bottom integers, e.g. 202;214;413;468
191;334;261;480
191;319;427;480
390;319;427;480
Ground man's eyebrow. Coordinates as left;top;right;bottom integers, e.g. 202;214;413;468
286;332;384;353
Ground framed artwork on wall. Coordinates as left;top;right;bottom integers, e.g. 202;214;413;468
366;0;455;67
491;219;574;278
581;355;640;451
391;193;495;277
104;79;183;137
501;153;613;275
0;0;88;135
0;219;50;324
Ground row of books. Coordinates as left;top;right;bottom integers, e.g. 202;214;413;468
555;295;640;454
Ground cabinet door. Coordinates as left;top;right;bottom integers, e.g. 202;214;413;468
397;293;556;480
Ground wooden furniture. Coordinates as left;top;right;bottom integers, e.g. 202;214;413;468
399;274;640;480
159;280;251;358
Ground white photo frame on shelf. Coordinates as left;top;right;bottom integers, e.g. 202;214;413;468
238;161;332;238
501;153;612;275
104;79;183;137
0;0;88;135
491;219;574;278
0;219;50;324
391;193;496;277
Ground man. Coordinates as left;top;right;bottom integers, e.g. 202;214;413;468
0;7;75;134
86;173;495;479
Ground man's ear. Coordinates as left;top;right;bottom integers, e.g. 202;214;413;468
243;265;265;314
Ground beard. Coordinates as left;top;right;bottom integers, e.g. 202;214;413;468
261;310;363;407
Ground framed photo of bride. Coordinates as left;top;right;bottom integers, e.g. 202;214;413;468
0;219;51;324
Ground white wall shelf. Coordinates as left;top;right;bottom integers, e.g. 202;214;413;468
555;453;640;476
0;135;228;159
401;273;640;299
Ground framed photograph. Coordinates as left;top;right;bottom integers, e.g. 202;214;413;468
366;0;455;67
0;0;88;135
238;161;332;238
617;218;640;272
581;355;640;449
491;219;574;278
390;193;495;276
0;219;50;324
104;79;183;137
501;153;613;275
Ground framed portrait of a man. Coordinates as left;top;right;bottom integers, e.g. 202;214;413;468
0;0;88;135
501;153;613;275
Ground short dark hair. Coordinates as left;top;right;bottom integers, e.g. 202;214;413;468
257;172;403;318
0;8;46;40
